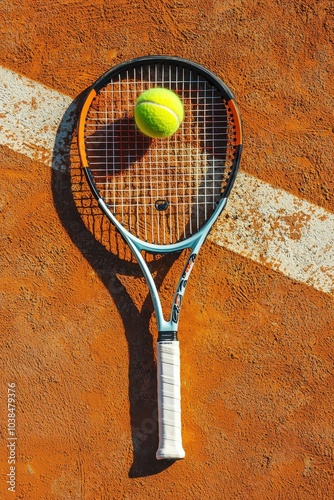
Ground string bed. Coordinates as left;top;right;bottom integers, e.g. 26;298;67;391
84;63;237;245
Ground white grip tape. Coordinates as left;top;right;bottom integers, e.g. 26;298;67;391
156;341;185;460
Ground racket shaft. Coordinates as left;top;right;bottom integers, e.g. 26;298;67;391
156;341;185;460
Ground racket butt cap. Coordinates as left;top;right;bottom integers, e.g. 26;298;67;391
156;446;185;460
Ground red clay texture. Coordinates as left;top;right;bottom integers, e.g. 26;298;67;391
1;1;333;499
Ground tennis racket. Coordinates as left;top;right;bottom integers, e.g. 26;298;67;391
77;55;242;460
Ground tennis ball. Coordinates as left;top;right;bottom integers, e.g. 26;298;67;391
134;88;184;139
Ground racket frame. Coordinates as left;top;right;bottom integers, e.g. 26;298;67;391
78;55;243;460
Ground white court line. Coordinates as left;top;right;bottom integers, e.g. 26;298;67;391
0;66;73;169
0;65;333;295
211;173;334;295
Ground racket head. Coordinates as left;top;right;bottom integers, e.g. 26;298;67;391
78;56;242;251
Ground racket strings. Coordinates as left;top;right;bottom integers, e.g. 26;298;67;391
83;63;238;245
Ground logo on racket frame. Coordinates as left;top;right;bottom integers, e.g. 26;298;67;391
172;253;197;324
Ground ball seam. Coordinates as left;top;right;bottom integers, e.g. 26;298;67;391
135;100;182;125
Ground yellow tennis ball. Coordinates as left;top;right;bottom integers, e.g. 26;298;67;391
134;88;184;139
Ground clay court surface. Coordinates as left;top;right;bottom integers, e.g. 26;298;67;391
1;1;334;498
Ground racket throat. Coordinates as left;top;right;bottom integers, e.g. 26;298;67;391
158;330;179;342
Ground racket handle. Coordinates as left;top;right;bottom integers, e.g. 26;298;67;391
156;340;185;460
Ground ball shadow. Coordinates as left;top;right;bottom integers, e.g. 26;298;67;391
85;116;151;181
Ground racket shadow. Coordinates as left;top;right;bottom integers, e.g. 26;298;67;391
51;97;178;477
